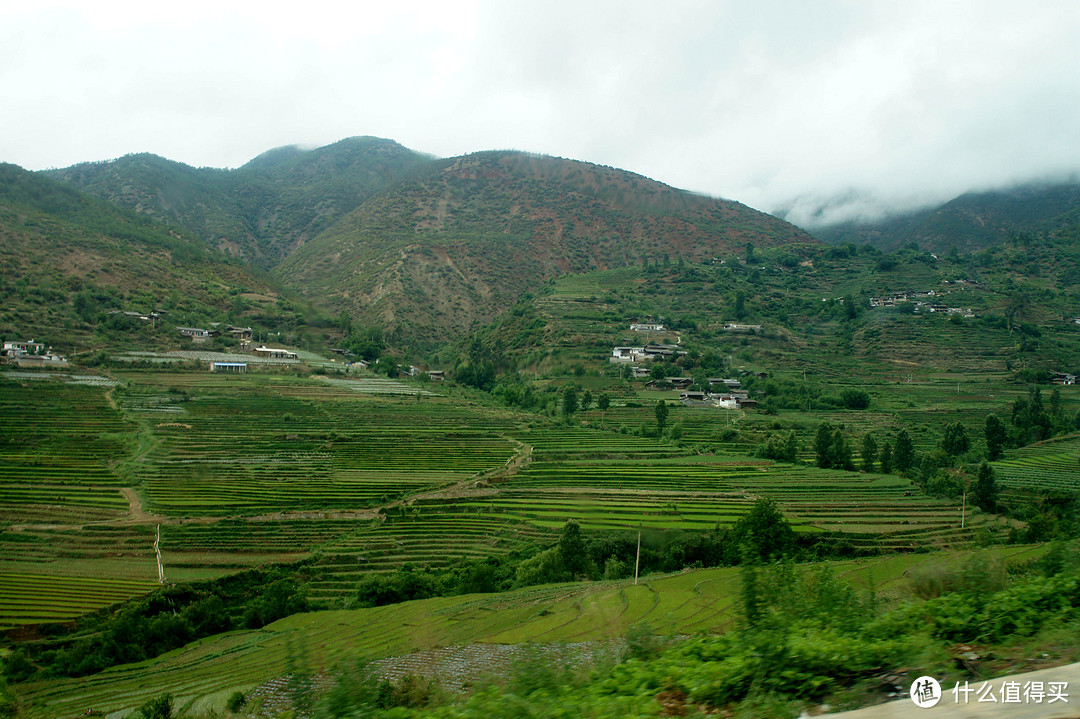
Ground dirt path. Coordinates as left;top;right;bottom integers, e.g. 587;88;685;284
120;487;159;523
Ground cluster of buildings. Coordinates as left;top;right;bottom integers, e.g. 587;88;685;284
610;344;689;364
1;340;68;367
677;378;758;409
177;324;253;343
868;290;975;317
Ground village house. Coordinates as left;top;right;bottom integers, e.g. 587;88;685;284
226;325;253;339
2;340;45;356
253;346;298;360
176;327;219;342
721;323;762;332
4;340;67;367
210;362;247;373
630;323;665;332
610;346;649;363
679;391;709;406
1051;372;1077;386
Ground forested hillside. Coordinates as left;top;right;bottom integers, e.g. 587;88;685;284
0;163;324;353
46;137;433;266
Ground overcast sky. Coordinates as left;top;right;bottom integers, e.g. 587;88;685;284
3;0;1079;225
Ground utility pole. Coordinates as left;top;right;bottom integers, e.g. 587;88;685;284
961;490;966;529
634;527;642;586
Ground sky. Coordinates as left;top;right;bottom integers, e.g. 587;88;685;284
2;0;1079;226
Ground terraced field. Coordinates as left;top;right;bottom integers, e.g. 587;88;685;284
0;380;134;526
129;381;519;515
0;368;1022;633
0;571;158;630
993;432;1080;493
13;544;1048;719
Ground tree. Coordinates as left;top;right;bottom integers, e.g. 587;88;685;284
840;388;870;409
783;430;800;464
861;433;878;473
730;497;795;563
985;413;1007;461
655;400;669;433
733;290;747;320
893;429;915;473
745;241;755;264
814;422;834;469
580;390;593;411
596;393;610;412
557;518;593;578
832;427;854;471
940;421;970;457
972;462;999;513
879;441;892;474
562;385;578;416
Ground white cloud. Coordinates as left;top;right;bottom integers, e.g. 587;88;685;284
2;0;1079;222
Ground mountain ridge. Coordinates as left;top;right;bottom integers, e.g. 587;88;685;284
807;178;1080;253
275;150;816;345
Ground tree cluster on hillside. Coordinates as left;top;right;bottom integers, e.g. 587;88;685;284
3;567;310;683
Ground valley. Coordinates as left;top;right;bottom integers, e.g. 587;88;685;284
1;139;1079;718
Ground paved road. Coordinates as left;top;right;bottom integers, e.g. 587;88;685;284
827;662;1080;719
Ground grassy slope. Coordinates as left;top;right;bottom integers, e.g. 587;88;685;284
12;544;1049;718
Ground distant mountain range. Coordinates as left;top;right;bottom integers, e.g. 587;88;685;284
19;137;1080;346
40;138;814;345
806;179;1080;253
45;137;434;267
0;163;285;346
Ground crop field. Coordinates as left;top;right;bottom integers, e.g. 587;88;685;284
125;377;519;515
993;432;1080;493
12;544;1048;719
0;367;1026;632
0;381;134;517
0;572;158;631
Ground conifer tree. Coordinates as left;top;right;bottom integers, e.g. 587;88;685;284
861;433;877;473
894;429;915;473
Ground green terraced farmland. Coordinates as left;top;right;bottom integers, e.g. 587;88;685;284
0;379;135;524
0;572;158;630
124;376;520;515
993;432;1080;493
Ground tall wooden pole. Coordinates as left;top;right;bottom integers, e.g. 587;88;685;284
634;528;641;586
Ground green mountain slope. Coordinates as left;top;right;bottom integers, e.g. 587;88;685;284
810;179;1080;253
276;151;816;346
45;136;433;267
0;163;294;351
